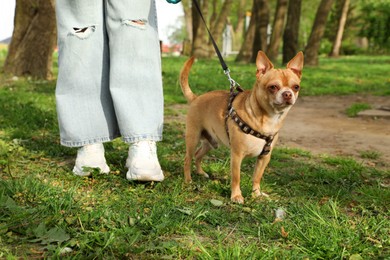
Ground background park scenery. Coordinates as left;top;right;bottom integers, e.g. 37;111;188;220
1;0;389;258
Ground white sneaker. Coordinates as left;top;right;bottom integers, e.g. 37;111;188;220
73;143;110;176
126;141;164;182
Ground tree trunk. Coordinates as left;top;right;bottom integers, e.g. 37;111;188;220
192;0;212;57
210;0;234;45
304;0;335;66
183;1;193;43
282;0;302;64
182;1;193;56
267;0;288;62
233;0;247;51
3;0;56;79
329;0;350;57
251;0;269;63
236;2;256;63
192;0;233;58
210;1;218;33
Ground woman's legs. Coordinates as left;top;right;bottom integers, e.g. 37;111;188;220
55;0;164;180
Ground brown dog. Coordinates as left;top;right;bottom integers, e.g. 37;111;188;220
180;51;304;204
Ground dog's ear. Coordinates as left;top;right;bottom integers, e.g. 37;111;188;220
256;51;274;78
287;52;304;78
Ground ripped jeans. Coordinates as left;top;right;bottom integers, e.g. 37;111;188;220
55;0;163;147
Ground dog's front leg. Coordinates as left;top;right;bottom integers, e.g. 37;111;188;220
230;150;245;204
252;154;271;198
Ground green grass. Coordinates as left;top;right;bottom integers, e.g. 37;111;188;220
346;103;372;117
0;54;389;258
163;55;390;105
360;150;382;160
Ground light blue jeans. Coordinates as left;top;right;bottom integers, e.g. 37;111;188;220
56;0;163;147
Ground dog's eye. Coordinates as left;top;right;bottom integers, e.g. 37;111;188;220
293;85;300;91
268;85;279;92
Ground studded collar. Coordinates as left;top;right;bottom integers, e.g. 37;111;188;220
225;89;276;156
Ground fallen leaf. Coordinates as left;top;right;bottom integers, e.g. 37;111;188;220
60;247;73;255
275;208;286;219
210;199;224;207
273;208;286;223
281;226;289;238
380;182;390;188
272;218;283;224
128;217;136;226
349;254;363;260
242;207;252;213
319;196;330;205
176;207;193;215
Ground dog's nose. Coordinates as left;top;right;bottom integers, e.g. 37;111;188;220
282;91;293;100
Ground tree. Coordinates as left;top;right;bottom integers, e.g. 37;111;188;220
191;0;233;58
251;0;270;63
192;0;212;57
267;0;288;62
233;0;248;50
236;3;256;63
282;0;302;64
3;0;56;79
329;0;350;57
182;1;193;43
210;0;234;45
304;0;335;66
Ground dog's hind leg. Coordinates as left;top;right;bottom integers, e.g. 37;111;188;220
194;140;212;178
184;125;202;183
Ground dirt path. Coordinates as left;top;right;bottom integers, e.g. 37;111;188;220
167;95;390;168
278;95;390;167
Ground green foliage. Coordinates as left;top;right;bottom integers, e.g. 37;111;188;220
0;56;389;258
359;0;390;53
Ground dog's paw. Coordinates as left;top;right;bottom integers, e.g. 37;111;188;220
196;170;209;179
184;177;192;183
198;172;209;178
252;189;269;198
231;195;245;204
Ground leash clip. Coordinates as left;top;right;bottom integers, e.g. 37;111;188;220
224;68;241;92
225;68;243;93
224;68;235;87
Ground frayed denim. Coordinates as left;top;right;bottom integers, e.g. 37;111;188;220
55;0;163;147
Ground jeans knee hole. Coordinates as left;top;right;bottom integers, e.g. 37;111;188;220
69;25;96;39
122;19;147;30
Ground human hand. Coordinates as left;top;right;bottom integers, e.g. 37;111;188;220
166;0;181;3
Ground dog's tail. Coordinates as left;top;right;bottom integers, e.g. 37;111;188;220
180;56;197;103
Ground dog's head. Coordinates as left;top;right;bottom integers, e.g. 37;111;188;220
254;51;304;114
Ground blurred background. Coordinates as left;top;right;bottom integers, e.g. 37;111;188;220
1;0;389;79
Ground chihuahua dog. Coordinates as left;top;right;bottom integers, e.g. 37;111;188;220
180;51;304;204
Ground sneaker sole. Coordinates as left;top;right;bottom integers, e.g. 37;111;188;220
73;165;110;176
126;170;164;182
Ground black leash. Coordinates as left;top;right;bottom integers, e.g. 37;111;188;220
192;0;242;92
